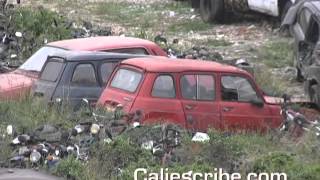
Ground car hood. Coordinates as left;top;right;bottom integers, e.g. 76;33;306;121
264;95;315;105
0;72;36;93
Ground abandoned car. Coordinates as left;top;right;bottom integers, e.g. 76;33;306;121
32;51;147;109
282;0;320;107
188;0;295;23
0;36;167;100
97;57;282;132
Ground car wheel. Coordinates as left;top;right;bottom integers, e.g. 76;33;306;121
200;0;224;23
310;84;320;108
296;67;304;82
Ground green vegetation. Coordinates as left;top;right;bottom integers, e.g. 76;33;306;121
11;7;72;59
257;40;294;68
254;67;289;96
91;1;210;33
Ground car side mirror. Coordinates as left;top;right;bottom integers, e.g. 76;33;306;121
250;98;264;107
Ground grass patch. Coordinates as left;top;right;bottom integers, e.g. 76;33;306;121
257;40;294;68
168;20;211;33
199;38;233;47
254;67;289;96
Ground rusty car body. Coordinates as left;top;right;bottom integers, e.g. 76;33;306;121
97;57;283;133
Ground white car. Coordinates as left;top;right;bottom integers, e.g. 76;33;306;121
192;0;297;23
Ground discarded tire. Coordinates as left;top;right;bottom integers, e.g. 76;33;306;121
200;0;224;23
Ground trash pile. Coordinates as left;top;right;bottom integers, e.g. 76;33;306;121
0;99;209;170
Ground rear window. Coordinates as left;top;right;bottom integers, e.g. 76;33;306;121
40;61;64;82
110;68;142;92
71;64;98;86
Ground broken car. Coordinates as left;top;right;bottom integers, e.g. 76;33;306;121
32;51;147;109
0;36;167;100
282;0;320;107
189;0;295;23
97;57;282;133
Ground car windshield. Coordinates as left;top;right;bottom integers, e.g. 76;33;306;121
110;68;142;93
19;46;67;72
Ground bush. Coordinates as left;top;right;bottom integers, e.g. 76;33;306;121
55;157;90;180
12;7;72;59
88;137;153;179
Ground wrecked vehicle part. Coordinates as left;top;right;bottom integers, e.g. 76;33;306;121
283;1;320;107
198;0;294;23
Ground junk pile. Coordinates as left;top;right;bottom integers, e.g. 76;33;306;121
0;100;209;170
155;35;254;74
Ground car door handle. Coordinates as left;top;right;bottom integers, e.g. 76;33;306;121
223;107;234;112
185;104;195;110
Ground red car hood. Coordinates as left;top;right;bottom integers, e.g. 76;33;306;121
0;72;37;99
264;96;312;105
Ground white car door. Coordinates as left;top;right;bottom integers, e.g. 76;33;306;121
248;0;279;16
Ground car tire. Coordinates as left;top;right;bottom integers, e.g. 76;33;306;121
200;0;224;23
310;84;320;108
296;67;304;82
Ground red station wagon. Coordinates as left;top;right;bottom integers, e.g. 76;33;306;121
0;36;167;100
97;57;283;132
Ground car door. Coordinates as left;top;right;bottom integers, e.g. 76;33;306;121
134;73;186;126
179;73;220;132
32;58;66;103
219;74;273;132
61;62;102;109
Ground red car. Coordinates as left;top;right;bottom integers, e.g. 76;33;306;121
0;36;167;100
97;57;282;132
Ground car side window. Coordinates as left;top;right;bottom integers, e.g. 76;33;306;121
180;75;215;100
71;64;98;86
40;61;64;82
100;62;118;85
221;76;258;102
152;75;176;98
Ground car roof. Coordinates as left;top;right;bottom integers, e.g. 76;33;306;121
48;36;159;51
121;57;247;74
48;51;148;62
